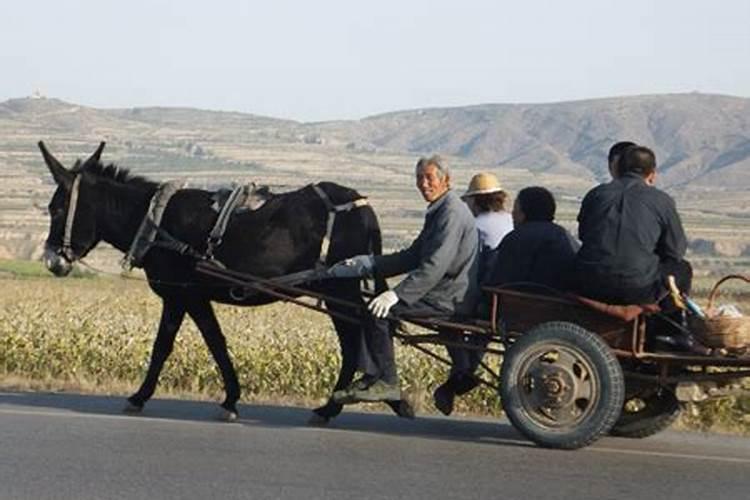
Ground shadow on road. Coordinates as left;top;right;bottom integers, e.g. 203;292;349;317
0;389;530;448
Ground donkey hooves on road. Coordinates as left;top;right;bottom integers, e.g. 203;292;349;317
307;413;331;426
122;402;143;414
392;399;416;419
216;408;239;422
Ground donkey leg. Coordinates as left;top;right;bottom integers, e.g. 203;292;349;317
309;316;361;425
186;300;241;421
126;299;186;412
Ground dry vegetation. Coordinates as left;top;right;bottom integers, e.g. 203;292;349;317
1;272;748;435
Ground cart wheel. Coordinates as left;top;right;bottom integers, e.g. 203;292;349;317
501;321;624;449
610;382;680;438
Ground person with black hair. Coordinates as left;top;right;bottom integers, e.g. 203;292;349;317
574;146;690;303
488;186;579;290
572;146;710;353
607;141;637;179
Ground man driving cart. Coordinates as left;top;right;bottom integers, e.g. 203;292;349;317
327;155;480;404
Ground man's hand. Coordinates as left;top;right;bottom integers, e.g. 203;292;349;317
327;254;375;278
368;290;399;318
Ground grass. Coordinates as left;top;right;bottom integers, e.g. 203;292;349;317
0;270;748;435
0;259;96;279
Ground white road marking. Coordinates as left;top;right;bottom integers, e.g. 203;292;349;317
587;445;750;465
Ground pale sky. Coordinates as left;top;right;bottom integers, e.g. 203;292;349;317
2;0;749;121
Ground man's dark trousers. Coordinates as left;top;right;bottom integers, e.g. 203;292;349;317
364;300;452;384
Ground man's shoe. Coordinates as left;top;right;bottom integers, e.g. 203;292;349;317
332;375;377;404
433;384;455;416
350;379;401;402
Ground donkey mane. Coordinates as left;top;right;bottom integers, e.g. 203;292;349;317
74;160;156;190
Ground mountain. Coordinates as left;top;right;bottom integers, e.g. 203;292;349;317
2;92;749;189
1;92;750;264
308;93;750;189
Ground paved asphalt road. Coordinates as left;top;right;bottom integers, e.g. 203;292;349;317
1;391;749;500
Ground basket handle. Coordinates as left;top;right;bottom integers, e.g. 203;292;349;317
707;274;750;310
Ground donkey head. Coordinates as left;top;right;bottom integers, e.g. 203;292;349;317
39;141;105;276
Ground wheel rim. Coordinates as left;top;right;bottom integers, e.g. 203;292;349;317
515;342;600;430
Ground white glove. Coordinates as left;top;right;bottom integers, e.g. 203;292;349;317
327;254;375;278
368;290;399;318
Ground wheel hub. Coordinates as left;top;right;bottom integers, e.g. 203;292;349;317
517;345;599;428
529;365;576;409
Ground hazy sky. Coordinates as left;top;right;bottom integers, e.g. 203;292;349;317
2;0;749;121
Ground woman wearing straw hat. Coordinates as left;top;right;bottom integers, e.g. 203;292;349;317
461;172;513;251
432;172;514;416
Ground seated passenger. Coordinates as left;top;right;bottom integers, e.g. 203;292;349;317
461;172;513;251
431;173;513;416
573;146;691;304
572;146;708;353
488;186;579;292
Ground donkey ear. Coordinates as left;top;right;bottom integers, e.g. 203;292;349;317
38;141;73;186
82;141;106;168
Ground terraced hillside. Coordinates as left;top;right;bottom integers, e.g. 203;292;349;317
0;94;748;274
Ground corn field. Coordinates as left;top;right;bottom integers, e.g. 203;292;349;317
1;276;748;434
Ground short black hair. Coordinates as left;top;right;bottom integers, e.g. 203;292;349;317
608;141;637;164
517;186;556;222
619;146;656;177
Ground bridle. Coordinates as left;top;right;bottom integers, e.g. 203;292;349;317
56;173;83;263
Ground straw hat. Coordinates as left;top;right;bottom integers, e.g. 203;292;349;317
462;172;503;198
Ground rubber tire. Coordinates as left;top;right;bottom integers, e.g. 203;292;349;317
610;384;681;439
501;321;625;450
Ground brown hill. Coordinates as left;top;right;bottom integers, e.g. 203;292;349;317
308;93;750;189
1;93;750;266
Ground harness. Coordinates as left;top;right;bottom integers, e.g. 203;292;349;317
117;182;369;270
60;174;82;262
122;181;189;270
60;174;370;270
311;184;369;263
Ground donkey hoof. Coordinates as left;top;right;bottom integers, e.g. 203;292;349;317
395;399;416;420
307;413;330;426
122;401;143;414
217;408;239;422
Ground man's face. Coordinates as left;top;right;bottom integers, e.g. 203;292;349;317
416;164;450;203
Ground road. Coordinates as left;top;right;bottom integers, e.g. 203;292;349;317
0;391;748;500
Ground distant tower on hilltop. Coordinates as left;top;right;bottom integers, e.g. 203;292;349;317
30;89;46;99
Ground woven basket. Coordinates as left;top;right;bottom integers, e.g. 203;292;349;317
689;275;750;349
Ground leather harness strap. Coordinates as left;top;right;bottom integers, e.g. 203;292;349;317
61;174;82;261
311;184;369;263
122;180;186;270
206;184;246;260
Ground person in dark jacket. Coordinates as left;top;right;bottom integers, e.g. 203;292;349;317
489;186;579;291
428;187;579;416
327;155;480;403
572;146;712;353
573;146;691;304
